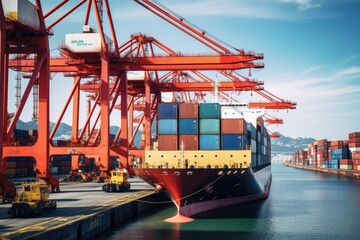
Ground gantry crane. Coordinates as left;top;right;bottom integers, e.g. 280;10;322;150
1;0;295;194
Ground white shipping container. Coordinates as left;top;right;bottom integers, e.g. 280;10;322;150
2;0;40;30
350;147;360;152
65;33;113;53
127;71;146;81
339;165;353;170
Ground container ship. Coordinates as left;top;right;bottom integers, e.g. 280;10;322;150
134;102;272;222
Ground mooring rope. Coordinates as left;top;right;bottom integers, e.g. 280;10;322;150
135;173;224;204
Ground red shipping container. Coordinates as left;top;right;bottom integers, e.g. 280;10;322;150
349;132;360;139
158;135;178;150
352;159;360;165
350;142;360;148
349;137;360;144
179;135;198;150
339;159;353;165
352;151;360;158
221;118;247;134
179;103;198;119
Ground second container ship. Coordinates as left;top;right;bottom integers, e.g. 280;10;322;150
134;102;272;222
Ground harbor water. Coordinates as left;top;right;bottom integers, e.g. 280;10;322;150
105;163;360;240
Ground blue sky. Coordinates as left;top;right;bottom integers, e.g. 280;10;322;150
8;0;360;141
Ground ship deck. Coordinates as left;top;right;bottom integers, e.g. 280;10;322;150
0;177;158;239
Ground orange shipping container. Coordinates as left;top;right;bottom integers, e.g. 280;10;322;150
354;165;360;171
352;151;360;158
158;135;178;150
179;135;198;150
179;103;198;119
349;142;360;148
221;118;247;134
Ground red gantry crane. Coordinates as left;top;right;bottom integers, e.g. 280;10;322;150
1;0;295;198
1;0;267;188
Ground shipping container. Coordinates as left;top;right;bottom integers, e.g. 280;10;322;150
179;119;198;135
127;71;145;81
179;103;198;119
158;119;177;135
340;165;353;170
2;0;40;30
179;135;198;150
13;129;29;138
65;33;113;53
199;103;220;119
199;119;220;134
221;118;247;134
349;132;360;139
158;135;178;150
221;134;248;150
158;103;178;119
199;135;220;150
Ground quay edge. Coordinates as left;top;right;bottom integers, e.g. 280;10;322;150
0;190;169;240
284;163;360;179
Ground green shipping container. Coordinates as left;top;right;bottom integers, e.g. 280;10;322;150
199;103;221;119
200;119;220;134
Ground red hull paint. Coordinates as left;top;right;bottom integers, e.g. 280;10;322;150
135;166;271;218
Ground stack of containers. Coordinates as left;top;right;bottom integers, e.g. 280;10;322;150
329;141;347;169
199;103;220;150
247;123;257;167
257;118;263;166
221;117;248;150
5;157;35;177
53;155;72;174
352;151;360;171
178;103;199;150
317;139;329;168
157;103;178;150
349;132;360;170
308;142;318;167
293;149;308;166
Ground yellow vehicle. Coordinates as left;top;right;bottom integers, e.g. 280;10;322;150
8;180;57;217
102;169;131;192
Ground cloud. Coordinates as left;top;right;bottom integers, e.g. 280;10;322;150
109;0;332;22
276;0;322;11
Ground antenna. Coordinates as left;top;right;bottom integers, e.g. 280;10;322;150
213;74;219;103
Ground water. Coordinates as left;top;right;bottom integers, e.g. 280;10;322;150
105;163;360;240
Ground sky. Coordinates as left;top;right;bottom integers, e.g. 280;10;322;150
7;0;360;141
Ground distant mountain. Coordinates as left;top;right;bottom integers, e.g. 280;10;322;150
15;120;141;145
16;120;72;140
271;132;315;154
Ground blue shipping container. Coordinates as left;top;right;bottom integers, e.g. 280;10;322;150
179;119;198;135
331;159;339;165
199;135;220;150
158;119;178;135
222;134;249;150
331;154;348;160
199;103;220;119
13;129;29;138
200;119;220;134
331;148;348;155
158;103;178;119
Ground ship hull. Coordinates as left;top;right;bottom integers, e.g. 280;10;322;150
134;164;271;218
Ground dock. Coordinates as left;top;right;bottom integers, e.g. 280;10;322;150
284;163;360;179
0;177;167;240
